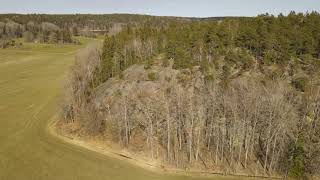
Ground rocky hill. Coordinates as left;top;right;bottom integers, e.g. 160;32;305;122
61;12;320;179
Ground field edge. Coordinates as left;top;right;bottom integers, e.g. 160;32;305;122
48;115;283;180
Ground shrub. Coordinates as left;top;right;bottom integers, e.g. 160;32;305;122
288;138;306;180
292;77;307;92
147;72;158;81
162;58;170;67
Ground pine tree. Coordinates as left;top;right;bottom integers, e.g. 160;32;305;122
100;36;116;82
173;46;192;69
288;137;306;179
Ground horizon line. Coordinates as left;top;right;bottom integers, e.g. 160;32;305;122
0;10;319;19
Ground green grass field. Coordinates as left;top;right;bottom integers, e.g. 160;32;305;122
0;40;245;180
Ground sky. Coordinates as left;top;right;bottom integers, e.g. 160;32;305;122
0;0;320;17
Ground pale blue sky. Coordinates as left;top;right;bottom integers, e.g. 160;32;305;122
0;0;319;17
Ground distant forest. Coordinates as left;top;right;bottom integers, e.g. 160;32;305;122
59;11;320;179
0;14;230;48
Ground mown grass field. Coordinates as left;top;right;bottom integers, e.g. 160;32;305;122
0;39;245;180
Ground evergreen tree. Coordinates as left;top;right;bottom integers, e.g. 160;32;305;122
288;137;306;179
100;36;116;82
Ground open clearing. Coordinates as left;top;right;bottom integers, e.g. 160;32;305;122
0;40;244;180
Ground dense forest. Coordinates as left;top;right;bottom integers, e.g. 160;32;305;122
0;14;232;48
0;14;226;27
59;12;320;179
0;21;75;48
0;14;158;48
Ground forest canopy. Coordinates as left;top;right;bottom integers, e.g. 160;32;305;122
25;11;318;179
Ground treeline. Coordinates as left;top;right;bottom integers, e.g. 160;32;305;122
0;21;23;48
0;13;187;48
0;20;74;48
23;22;73;43
0;14;218;29
0;14;194;38
63;12;320;179
92;11;320;89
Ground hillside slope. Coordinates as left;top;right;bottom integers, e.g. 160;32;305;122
61;12;320;179
0;41;218;180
